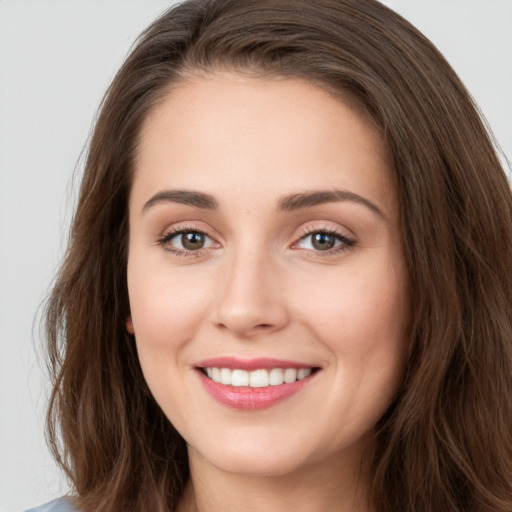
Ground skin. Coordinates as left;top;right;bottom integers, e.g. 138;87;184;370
126;72;410;512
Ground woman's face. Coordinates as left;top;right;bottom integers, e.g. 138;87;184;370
127;73;409;477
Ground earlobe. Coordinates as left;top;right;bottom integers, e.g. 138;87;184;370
126;316;135;334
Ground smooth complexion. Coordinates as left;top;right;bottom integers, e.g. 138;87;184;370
126;73;410;512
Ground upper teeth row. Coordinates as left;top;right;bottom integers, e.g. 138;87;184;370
205;367;313;387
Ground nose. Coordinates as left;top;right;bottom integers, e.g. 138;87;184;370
212;247;289;338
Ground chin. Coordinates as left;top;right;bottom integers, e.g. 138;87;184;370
189;437;315;478
215;454;309;478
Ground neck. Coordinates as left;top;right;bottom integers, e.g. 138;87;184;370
176;444;371;512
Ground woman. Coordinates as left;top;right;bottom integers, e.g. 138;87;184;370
33;0;512;511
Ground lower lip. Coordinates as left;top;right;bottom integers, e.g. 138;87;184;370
197;370;317;410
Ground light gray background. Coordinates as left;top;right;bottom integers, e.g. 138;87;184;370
1;1;511;510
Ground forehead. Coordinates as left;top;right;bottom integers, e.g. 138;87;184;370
132;72;396;218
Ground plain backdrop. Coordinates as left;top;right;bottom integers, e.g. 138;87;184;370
0;1;511;510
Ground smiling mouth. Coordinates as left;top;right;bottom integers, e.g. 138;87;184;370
199;367;319;388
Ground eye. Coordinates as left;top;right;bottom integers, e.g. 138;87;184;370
294;229;355;253
157;228;216;255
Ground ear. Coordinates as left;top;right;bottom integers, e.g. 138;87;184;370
126;315;135;335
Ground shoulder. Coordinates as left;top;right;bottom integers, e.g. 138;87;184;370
24;497;78;512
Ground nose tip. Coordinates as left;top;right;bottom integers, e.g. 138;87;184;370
215;307;279;338
212;255;289;338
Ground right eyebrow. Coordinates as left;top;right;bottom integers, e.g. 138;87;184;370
142;189;218;213
278;189;386;220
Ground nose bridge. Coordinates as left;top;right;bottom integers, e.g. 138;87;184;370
213;234;288;337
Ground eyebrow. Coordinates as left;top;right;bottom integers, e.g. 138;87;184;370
143;190;218;212
142;188;385;219
278;189;386;219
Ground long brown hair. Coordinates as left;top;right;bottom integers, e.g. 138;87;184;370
44;1;512;510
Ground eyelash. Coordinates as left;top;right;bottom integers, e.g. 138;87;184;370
156;224;213;258
294;226;356;256
156;224;356;258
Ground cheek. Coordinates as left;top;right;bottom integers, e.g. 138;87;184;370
126;261;211;420
127;260;214;351
296;256;410;403
297;259;408;346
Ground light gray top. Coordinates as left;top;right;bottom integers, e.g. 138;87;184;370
25;497;77;512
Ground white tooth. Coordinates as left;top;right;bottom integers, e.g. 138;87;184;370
297;368;312;380
283;368;297;383
249;369;269;387
269;368;284;385
220;368;232;385
212;367;222;383
231;369;250;387
206;368;213;378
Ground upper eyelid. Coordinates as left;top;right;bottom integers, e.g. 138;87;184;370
294;229;355;247
164;225;209;236
298;225;341;237
160;222;218;240
159;227;216;246
296;221;355;240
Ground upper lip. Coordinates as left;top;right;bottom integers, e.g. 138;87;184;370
195;357;319;372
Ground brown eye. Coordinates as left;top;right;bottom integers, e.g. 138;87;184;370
295;229;356;253
181;231;205;250
158;229;216;255
311;232;336;250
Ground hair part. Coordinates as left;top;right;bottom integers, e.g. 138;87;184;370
45;1;512;511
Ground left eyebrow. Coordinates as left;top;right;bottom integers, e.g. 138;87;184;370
142;189;218;213
277;189;386;219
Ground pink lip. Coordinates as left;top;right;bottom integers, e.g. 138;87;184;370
195;356;315;371
198;372;314;410
194;358;320;410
